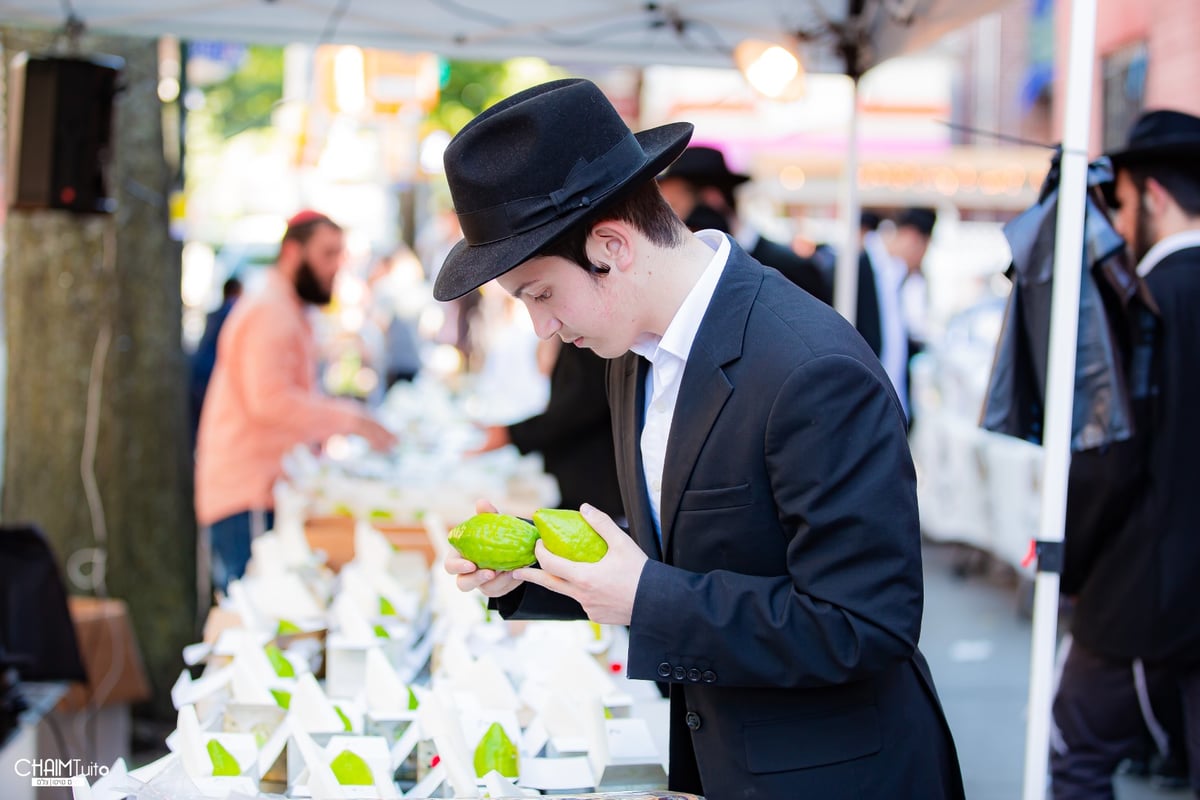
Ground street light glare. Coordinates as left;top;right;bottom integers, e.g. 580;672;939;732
735;40;805;101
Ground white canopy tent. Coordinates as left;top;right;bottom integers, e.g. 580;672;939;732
2;0;1014;320
3;2;1101;798
6;0;1005;72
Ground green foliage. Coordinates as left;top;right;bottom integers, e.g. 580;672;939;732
193;46;285;141
185;49;560;144
425;60;506;134
425;58;565;135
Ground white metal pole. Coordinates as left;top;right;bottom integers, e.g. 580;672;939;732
1021;0;1098;797
834;76;860;323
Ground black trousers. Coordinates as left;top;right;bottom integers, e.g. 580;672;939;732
1052;635;1200;798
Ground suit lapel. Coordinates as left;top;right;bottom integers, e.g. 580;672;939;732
658;244;761;559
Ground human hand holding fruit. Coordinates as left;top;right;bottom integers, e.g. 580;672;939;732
443;499;527;597
514;503;647;625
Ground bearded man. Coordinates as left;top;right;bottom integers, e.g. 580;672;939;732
1053;109;1200;799
195;210;395;592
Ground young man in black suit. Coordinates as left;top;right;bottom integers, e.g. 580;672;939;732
1053;109;1200;799
435;78;963;799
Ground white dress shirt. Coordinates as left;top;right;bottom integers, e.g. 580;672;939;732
863;230;909;418
1136;229;1200;277
629;230;731;539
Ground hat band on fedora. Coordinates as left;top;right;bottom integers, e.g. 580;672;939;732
457;133;644;246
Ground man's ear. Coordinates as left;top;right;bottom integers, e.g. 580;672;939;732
586;221;635;272
1144;177;1170;215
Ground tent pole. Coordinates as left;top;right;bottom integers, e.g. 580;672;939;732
1021;0;1098;797
834;75;861;323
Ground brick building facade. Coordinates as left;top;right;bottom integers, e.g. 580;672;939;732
1054;0;1200;154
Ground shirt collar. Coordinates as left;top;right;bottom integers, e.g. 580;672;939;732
630;230;730;364
1137;229;1200;277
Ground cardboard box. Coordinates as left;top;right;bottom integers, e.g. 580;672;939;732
57;596;151;712
304;517;436;571
303;515;355;571
373;522;436;566
34;598;150;800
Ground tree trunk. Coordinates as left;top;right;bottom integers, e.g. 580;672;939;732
2;32;195;719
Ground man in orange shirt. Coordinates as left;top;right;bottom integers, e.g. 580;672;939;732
195;211;395;592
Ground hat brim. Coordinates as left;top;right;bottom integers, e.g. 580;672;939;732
1108;140;1200;168
433;121;694;302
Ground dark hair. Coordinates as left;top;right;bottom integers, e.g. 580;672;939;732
1126;164;1200;216
895;207;937;236
282;212;342;246
684;203;732;234
536;180;687;271
221;277;243;301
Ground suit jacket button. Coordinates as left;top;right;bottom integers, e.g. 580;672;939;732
685;712;702;731
702;670;717;683
687;668;701;682
657;662;671;678
673;666;686;681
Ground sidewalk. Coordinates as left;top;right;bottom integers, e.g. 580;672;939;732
921;541;1191;800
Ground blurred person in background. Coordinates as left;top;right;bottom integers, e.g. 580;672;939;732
366;245;427;387
892;207;936;424
657;146;832;304
189;276;242;446
422;209;487;370
195;210;396;594
1053;109;1200;800
855;210;912;421
890;207;936;362
792;231;839;292
469;335;624;520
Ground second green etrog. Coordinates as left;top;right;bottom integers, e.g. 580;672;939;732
533;508;608;562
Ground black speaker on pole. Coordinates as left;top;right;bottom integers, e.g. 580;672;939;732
6;52;124;214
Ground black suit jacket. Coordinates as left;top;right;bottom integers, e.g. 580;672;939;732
507;344;623;518
854;250;883;357
500;242;963;799
749;235;832;305
1066;245;1200;665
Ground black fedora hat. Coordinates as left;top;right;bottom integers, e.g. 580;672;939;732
657;145;750;191
1106;109;1200;168
433;79;693;302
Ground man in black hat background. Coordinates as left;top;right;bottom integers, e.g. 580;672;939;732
657;145;833;304
1052;109;1200;799
436;77;963;799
